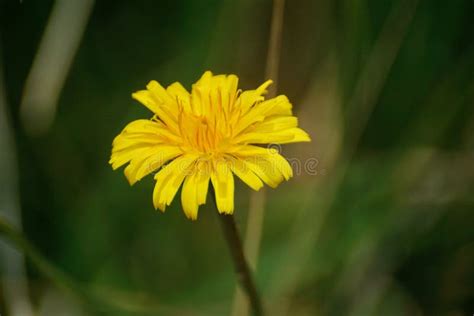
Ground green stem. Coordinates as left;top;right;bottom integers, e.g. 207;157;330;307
217;213;263;316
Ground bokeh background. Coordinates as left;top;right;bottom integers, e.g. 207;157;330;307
1;0;474;315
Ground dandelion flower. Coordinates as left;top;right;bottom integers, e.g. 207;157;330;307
110;71;310;220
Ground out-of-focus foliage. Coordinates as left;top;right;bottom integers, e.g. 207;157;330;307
1;0;473;315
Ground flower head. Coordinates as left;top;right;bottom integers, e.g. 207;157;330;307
110;71;310;220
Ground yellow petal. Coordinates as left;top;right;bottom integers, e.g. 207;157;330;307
152;154;198;210
228;156;263;191
227;145;269;156
191;72;213;116
121;119;165;134
123;146;182;185
211;161;234;214
251;116;298;133
132;81;182;133
181;172;199;220
110;118;183;171
260;95;293;117
229;145;293;182
131;90;158;113
226;75;239;97
191;72;239;117
195;161;211;205
233;127;311;145
112;133;161;150
240;156;284;188
234;95;292;135
195;70;214;86
110;146;151;170
146;80;175;108
113;119;182;147
265;152;293;180
222;74;239;111
237;80;273;114
167;82;191;113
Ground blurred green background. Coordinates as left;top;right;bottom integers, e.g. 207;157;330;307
1;0;474;315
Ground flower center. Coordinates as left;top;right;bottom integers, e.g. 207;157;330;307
179;111;231;155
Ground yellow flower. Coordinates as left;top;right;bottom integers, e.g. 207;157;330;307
110;71;310;220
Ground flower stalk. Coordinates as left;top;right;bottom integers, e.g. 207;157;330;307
218;213;263;316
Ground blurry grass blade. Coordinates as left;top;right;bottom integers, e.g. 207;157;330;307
267;0;419;312
0;45;34;316
344;0;419;151
20;0;94;135
331;56;474;313
264;0;285;96
0;215;89;309
347;276;392;316
0;215;208;315
232;1;286;316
